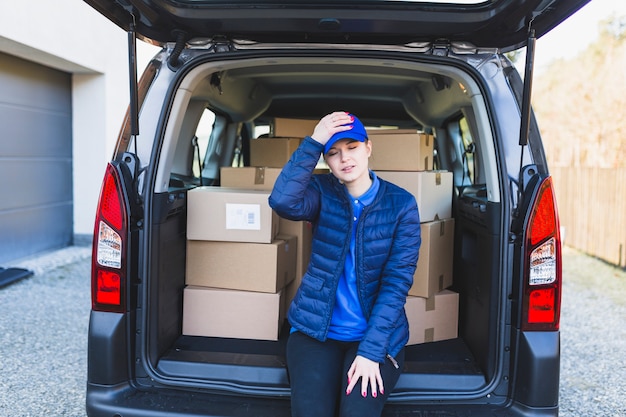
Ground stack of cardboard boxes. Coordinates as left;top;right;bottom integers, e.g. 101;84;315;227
184;186;292;341
183;119;314;341
369;129;458;345
182;118;459;345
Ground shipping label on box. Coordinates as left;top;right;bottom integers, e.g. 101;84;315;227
368;132;434;171
183;286;285;341
377;171;453;223
272;117;318;138
225;203;261;230
186;235;297;293
410;218;454;298
405;289;459;345
220;167;282;190
187;187;278;243
250;137;302;168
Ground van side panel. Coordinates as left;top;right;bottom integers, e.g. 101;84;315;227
148;190;188;361
454;194;502;381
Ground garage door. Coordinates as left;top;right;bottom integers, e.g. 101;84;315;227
0;52;73;264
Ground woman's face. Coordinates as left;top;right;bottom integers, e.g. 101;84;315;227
324;138;372;187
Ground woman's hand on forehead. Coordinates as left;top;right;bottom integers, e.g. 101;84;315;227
311;112;354;145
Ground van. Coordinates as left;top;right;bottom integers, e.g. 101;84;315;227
85;1;589;416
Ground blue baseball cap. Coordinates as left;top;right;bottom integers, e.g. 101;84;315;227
324;113;368;154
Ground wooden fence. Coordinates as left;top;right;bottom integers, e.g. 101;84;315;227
550;167;626;268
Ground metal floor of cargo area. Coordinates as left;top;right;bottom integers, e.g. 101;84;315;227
158;329;486;393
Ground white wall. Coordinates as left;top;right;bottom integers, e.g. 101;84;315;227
0;0;159;237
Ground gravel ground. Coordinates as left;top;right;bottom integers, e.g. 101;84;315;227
558;246;626;417
0;245;624;416
0;246;91;417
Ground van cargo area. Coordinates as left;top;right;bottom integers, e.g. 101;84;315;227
132;56;509;406
148;184;498;394
86;46;564;417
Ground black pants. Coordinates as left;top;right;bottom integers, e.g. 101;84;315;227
286;331;404;417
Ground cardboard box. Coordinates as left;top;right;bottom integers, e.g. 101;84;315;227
220;167;329;190
368;129;420;135
220;167;282;190
377;171;453;223
250;137;302;168
186;235;297;293
279;218;314;309
183;286;285;341
405;289;459;345
279;218;313;280
284;276;299;317
410;218;454;298
272;117;318;138
187;187;278;243
368;132;434;171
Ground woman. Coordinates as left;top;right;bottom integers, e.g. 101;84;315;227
269;111;421;417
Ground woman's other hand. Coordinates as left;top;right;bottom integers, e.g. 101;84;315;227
345;355;384;398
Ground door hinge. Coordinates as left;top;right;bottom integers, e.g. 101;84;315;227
187;36;236;53
431;40;451;57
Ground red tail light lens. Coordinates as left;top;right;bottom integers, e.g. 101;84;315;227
522;177;561;331
92;163;127;313
99;172;124;230
95;270;122;305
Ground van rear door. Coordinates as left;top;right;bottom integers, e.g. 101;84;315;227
84;0;591;50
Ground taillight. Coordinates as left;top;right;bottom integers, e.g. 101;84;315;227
92;163;128;313
521;176;561;331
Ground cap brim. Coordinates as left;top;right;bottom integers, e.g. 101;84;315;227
324;131;367;154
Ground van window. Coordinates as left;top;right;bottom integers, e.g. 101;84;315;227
445;115;476;187
192;109;216;178
459;116;476;185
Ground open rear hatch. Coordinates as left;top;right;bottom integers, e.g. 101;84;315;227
84;0;590;50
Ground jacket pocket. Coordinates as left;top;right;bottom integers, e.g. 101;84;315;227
301;273;324;291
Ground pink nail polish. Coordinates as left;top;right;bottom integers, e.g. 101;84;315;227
372;392;377;398
362;391;367;397
346;388;351;395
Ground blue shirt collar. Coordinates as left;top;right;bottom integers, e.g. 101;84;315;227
350;170;379;206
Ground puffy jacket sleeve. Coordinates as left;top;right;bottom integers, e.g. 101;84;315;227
357;194;421;363
268;136;324;222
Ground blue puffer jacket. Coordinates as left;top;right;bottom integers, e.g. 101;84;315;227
268;136;421;364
